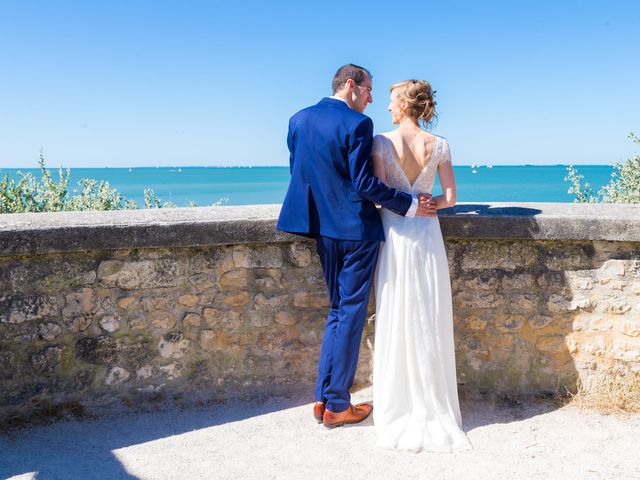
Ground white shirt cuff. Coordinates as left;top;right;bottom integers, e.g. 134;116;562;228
405;196;419;217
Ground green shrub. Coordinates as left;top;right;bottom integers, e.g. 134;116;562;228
0;152;226;213
566;133;640;204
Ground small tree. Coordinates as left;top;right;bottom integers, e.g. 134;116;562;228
566;133;640;204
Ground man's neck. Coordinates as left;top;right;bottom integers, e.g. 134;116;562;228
330;93;352;109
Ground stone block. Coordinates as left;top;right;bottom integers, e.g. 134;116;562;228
220;292;249;307
247;310;272;328
2;295;61;324
501;274;536;291
535;335;567;353
159;362;184;379
463;275;500;291
605;300;632;315
495;314;525;332
116;296;136;310
461;241;538;271
599;259;626;277
580;336;607;356
219;269;250;289
31;346;63;374
76;335;116;365
146;310;177;330
544;243;594;270
275;311;298;326
454;292;503;310
288;243;313;267
547;294;590;313
199;330;242;352
178;294;199;308
565;272;594;290
506;294;538;313
157;331;191;359
69;314;93;332
63;288;96;320
38;322;62;341
621;317;640;337
232;245;283;269
106;366;130;385
183;313;201;340
98;259;181;290
128;315;147;331
140;295;174;313
202;307;223;327
116;335;155;367
589;316;613;332
528;315;554;330
136;365;153;379
254;293;290;308
183;313;201;329
188;273;216;292
293;292;330;308
611;338;640;361
99;315;121;333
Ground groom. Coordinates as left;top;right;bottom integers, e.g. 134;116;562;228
277;64;434;427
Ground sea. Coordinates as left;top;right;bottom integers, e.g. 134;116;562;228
0;165;614;207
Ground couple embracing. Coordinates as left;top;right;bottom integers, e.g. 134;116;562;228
277;64;471;452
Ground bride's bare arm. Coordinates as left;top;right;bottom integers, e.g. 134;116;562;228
433;141;456;209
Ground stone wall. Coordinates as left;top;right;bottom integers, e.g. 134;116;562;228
1;203;639;423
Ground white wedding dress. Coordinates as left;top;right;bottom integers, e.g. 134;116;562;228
372;133;472;452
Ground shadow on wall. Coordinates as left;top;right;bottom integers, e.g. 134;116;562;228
447;204;639;401
440;204;544;239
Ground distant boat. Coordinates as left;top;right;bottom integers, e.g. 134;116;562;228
486;165;493;169
472;169;478;174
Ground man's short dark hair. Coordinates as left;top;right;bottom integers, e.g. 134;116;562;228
331;64;372;94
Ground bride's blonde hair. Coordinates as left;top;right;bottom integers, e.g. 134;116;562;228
390;79;437;128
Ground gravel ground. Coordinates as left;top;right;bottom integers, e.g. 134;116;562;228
1;387;639;480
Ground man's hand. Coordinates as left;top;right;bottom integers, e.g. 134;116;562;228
415;193;437;217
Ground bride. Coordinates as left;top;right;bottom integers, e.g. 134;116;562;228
371;79;472;452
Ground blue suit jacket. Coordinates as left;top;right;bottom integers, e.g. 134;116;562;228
276;97;413;241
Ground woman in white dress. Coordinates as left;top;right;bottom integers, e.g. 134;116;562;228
371;79;471;452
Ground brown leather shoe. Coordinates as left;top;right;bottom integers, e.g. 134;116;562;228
313;402;326;423
322;403;373;428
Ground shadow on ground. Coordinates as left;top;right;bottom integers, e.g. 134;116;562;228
0;387;570;480
0;393;310;480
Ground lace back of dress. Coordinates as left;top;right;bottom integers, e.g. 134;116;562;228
377;135;444;195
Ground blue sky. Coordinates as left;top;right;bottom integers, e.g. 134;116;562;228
1;1;639;167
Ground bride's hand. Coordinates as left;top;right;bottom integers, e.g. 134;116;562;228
415;199;437;217
417;193;432;205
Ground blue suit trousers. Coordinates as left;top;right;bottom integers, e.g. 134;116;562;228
314;236;380;413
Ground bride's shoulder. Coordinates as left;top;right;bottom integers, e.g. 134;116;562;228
431;133;449;144
373;131;395;141
422;132;450;149
372;132;394;149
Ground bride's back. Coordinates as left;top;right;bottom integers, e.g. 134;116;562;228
383;130;438;185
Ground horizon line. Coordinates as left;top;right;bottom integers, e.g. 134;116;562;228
0;163;615;170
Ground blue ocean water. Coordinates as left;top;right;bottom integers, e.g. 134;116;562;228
0;165;614;207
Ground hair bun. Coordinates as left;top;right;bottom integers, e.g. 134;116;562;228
390;79;437;128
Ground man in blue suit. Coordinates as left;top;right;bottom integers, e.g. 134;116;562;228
277;64;434;428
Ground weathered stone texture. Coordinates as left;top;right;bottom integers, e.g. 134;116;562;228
451;239;640;396
1;233;638;423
